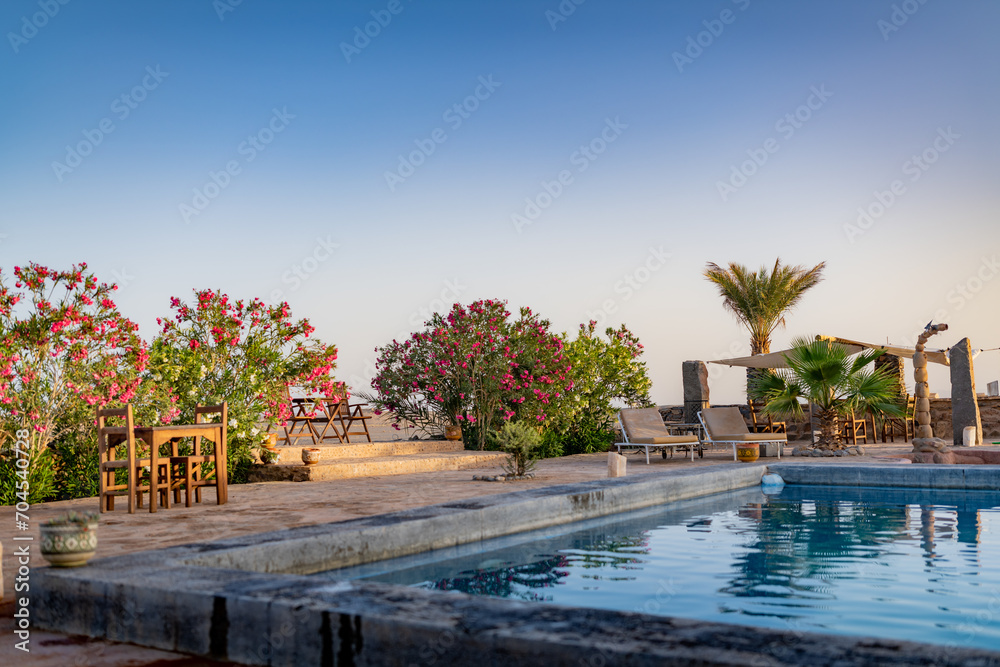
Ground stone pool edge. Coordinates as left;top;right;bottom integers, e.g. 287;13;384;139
33;464;1000;666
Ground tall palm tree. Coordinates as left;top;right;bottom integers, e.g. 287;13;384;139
704;258;826;356
751;338;904;450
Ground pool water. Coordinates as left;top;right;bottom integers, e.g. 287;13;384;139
320;485;1000;651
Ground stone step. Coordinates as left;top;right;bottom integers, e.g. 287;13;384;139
248;451;507;483
275;439;465;459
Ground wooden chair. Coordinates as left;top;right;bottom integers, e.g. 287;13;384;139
97;405;170;514
168;403;229;507
881;396;915;443
748;400;787;434
841;409;872;446
327;398;373;443
280;387;323;447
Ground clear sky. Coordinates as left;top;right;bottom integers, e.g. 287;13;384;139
2;0;998;404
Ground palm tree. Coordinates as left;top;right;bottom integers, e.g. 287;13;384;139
751;338;904;450
704;259;826;356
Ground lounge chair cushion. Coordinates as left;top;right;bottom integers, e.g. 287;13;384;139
630;435;699;445
709;432;787;442
701;407;786;442
620;408;698;444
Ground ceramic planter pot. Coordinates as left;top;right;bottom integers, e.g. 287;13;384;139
736;443;760;463
444;425;463;441
40;522;98;568
301;447;321;465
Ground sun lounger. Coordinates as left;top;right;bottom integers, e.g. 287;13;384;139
698;407;785;460
616;408;700;463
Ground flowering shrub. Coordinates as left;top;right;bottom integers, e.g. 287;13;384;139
545;322;653;455
368;299;572;449
0;263;169;503
150;289;339;481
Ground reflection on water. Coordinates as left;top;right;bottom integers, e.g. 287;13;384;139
416;535;649;602
320;486;1000;651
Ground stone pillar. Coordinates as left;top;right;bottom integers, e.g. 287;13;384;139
875;353;907;398
950;337;983;446
607;452;627;477
682;360;710;424
912;323;947;442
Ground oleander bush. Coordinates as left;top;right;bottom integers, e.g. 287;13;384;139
0;263;342;503
368;305;653;458
149;289;339;483
367;299;572;450
0;263;167;504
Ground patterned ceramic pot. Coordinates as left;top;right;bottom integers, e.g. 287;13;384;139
40;522;98;568
736;443;760;463
444;425;463;441
301;447;321;465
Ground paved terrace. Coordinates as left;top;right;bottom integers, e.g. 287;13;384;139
1;439;917;666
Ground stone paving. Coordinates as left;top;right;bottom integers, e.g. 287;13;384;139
0;439;916;666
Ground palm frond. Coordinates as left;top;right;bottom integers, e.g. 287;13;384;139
704;260;825;355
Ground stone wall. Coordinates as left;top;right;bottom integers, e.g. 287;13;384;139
930;396;1000;442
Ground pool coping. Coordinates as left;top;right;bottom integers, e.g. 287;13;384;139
33;464;1000;666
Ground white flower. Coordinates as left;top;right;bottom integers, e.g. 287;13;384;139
248;374;256;384
200;365;207;378
229;418;238;427
188;389;197;397
237;431;246;439
250;427;260;436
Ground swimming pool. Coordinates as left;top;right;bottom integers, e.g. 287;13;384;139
324;485;1000;651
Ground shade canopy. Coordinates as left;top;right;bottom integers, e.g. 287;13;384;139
708;335;951;368
820;336;952;366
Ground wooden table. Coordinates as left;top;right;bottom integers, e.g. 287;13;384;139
110;423;228;513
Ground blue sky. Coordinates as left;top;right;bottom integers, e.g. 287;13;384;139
2;0;998;403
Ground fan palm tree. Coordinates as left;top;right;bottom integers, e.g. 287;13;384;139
751;338;904;450
704;259;826;356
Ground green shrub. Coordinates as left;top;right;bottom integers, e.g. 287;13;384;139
0;441;55;505
498;421;541;477
543;322;652;456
